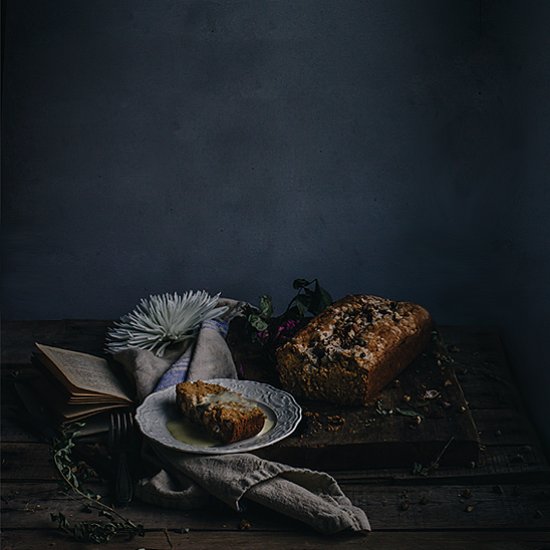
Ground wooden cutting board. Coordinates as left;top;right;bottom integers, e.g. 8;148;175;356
228;321;480;471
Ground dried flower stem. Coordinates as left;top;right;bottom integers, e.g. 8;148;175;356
51;423;144;543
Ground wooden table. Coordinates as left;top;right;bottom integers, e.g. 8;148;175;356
2;322;550;549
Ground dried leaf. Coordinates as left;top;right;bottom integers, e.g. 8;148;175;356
292;278;311;289
50;422;145;544
258;295;273;318
395;407;423;418
423;389;440;400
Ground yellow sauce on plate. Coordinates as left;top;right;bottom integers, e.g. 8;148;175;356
166;403;276;448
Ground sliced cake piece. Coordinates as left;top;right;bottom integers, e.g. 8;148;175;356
175;380;266;443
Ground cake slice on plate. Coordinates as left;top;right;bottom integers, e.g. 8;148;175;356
175;380;266;444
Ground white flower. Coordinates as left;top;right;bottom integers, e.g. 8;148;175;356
105;291;227;356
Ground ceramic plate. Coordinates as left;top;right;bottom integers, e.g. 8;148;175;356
135;378;302;454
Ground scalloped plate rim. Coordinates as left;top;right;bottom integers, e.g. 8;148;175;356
135;378;302;454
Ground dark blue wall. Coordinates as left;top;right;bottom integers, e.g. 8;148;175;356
2;1;549;445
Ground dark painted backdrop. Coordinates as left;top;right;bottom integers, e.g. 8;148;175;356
2;1;549;446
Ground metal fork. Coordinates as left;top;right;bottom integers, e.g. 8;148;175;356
109;410;136;506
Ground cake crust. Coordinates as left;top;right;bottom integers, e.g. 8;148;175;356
175;380;265;443
276;295;432;405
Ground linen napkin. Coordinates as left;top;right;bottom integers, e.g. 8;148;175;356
114;299;370;535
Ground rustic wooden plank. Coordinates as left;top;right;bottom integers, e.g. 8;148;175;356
2;377;548;484
333;443;550;485
1;414;41;443
346;483;550;530
3;381;541;457
2;481;549;531
0;481;296;533
452;365;520;410
1;381;52;443
231;322;481;470
1;387;34;442
438;327;518;391
458;382;517;410
438;326;506;354
2;529;550;550
474;408;544;447
2;435;549;486
2;393;542;462
256;401;480;470
1;443;58;481
403;328;519;423
1;320;111;365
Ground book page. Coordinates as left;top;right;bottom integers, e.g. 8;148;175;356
61;402;130;420
36;344;132;403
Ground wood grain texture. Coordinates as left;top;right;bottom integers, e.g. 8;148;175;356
254;357;479;469
1;320;111;365
2;529;550;550
1;439;548;486
2;481;549;531
2;322;549;547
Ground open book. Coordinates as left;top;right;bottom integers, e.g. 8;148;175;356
32;343;133;422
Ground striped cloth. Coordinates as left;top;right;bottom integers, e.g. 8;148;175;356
153;319;230;392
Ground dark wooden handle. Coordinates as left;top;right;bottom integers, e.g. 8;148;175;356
114;451;134;506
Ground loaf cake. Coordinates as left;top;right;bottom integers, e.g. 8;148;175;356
276;295;432;406
175;381;266;443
